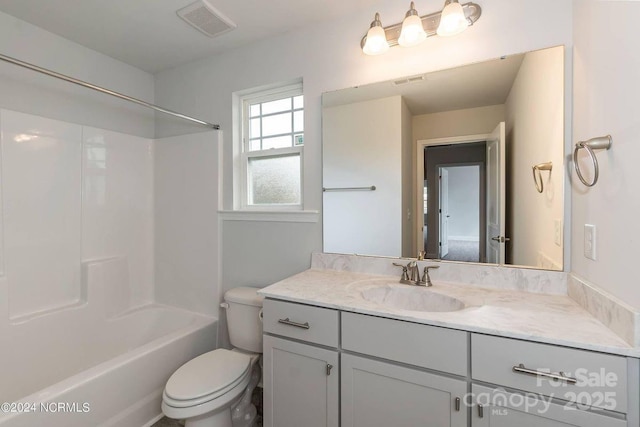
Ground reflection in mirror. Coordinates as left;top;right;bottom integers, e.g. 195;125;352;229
322;46;564;270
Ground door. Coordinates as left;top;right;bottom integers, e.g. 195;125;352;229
439;167;450;257
263;335;339;427
486;122;506;264
342;353;467;427
471;385;625;427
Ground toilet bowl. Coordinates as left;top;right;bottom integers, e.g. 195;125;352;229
162;287;264;427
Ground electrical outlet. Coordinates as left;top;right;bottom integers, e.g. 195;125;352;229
554;219;562;246
584;224;596;260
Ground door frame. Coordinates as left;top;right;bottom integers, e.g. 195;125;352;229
416;133;489;257
438;167;450;258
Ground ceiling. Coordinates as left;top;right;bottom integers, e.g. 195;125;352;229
322;54;525;115
0;0;382;73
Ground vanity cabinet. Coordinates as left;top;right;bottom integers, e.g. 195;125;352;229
262;298;638;427
342;353;467;427
471;335;638;427
262;299;340;427
263;335;338;427
340;312;468;426
472;334;629;413
470;385;626;427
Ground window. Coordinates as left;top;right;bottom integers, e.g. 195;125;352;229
240;84;304;209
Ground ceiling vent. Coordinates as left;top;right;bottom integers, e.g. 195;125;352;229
177;0;237;38
393;75;426;86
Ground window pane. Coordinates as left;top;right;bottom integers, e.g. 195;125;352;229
250;104;261;117
250;118;261;139
249;139;261;151
262;112;291;136
262;135;292;150
293;110;304;133
248;154;300;205
293;95;303;109
262;98;291;115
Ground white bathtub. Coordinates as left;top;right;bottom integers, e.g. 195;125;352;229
0;304;217;427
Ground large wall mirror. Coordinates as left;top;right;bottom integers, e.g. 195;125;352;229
322;45;565;271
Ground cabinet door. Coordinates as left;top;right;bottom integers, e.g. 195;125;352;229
342;353;467;427
471;385;626;427
263;335;339;427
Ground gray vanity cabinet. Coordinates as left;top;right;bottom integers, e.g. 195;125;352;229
262;298;638;427
341;353;467;427
470;385;626;427
262;299;340;427
263;335;339;427
341;312;469;427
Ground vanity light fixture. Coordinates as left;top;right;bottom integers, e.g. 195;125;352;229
362;13;390;55
437;0;469;36
398;2;427;47
361;1;481;55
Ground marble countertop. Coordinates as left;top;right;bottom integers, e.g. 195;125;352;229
258;268;640;358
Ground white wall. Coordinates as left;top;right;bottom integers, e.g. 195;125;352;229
505;47;564;269
155;0;574;291
446;166;480;240
572;1;640;309
413;104;505;141
0;10;155;138
154;131;222;317
401;98;414;257
323;96;403;256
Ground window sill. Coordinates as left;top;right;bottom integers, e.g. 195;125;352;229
219;210;320;223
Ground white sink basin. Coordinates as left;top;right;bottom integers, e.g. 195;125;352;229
361;285;466;312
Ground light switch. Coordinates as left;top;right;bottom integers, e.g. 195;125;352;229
584;224;596;261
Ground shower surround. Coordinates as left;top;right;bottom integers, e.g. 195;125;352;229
0;109;220;426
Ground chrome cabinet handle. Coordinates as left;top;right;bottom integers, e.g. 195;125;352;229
512;363;577;384
454;397;460;412
278;317;310;329
326;364;333;376
477;404;484;418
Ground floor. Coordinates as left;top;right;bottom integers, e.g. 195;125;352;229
152;387;263;427
441;240;480;262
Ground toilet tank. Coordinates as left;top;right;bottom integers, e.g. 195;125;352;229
224;287;264;353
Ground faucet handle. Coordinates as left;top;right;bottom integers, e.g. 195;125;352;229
422;265;440;286
392;262;410;281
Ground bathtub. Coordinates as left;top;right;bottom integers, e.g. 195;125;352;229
0;304;217;427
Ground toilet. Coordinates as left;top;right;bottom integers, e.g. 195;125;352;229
162;287;264;427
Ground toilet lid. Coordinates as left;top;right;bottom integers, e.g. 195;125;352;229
165;349;251;401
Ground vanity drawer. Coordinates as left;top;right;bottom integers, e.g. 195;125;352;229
341;312;468;376
263;299;339;348
471;334;628;413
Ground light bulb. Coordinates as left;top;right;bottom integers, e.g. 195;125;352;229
362;13;389;55
437;0;469;37
398;3;427;47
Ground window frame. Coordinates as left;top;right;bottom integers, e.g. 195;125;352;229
239;83;304;211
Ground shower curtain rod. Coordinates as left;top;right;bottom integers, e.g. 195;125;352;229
0;52;220;130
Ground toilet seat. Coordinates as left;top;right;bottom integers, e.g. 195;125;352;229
163;349;251;408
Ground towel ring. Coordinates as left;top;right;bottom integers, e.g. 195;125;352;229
573;135;612;187
532;162;553;193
